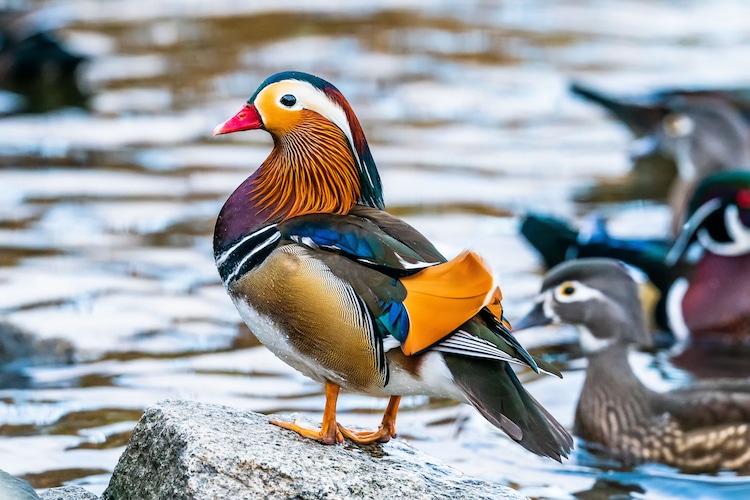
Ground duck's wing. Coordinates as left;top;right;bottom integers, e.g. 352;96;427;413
282;212;572;460
280;211;541;371
661;383;750;429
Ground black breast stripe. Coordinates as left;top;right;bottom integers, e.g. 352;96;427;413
216;225;281;285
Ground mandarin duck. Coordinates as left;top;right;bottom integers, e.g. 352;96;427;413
571;82;750;234
521;172;750;353
514;258;750;473
520;213;676;333
211;71;572;460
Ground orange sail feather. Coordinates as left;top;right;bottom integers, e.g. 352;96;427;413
400;250;497;355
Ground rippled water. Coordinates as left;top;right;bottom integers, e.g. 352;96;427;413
2;1;750;498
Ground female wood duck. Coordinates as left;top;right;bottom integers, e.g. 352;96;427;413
514;258;750;473
521;171;750;351
571;83;750;234
211;71;572;460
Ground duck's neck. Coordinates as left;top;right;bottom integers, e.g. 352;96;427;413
213;117;365;256
680;106;750;178
575;341;654;448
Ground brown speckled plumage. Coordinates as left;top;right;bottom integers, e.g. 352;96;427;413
517;258;750;473
577;342;750;472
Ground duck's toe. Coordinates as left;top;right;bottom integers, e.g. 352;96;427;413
269;417;344;445
337;422;396;444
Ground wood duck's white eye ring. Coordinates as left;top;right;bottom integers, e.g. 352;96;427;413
663;113;695;138
554;280;606;303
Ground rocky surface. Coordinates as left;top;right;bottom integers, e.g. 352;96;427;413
102;399;527;500
40;486;99;500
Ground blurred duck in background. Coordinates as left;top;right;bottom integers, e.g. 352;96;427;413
521;82;750;356
0;7;88;114
571;82;750;234
0;469;39;500
521;172;750;357
514;258;750;473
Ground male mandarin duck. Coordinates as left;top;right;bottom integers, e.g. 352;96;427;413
514;258;750;473
211;71;572;460
571;82;750;235
522;172;750;354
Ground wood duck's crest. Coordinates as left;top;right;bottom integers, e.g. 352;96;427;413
515;258;650;352
667;171;750;263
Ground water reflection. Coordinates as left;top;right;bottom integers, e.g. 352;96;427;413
1;1;750;498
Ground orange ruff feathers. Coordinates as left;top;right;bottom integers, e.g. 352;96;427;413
400;250;497;355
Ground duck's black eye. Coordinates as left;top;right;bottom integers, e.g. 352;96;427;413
280;94;297;107
562;285;575;296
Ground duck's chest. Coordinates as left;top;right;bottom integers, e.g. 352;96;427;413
225;244;387;392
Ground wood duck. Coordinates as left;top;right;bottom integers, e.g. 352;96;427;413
521;171;750;352
520;213;676;334
211;71;572;460
571;83;750;234
666;171;750;348
514;258;750;473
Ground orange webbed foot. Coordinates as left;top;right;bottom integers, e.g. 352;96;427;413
269;417;344;445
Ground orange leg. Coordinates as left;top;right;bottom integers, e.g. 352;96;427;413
269;381;344;445
338;395;401;444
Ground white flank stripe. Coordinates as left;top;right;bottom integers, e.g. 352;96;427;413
224;231;281;284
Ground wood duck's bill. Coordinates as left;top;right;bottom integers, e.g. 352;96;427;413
512;299;553;332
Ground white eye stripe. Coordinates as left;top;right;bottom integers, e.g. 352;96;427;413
258;80;360;166
697;204;750;256
553;280;607;303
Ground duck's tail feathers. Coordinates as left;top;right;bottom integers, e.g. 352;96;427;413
444;353;573;461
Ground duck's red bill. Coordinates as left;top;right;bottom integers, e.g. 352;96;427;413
213;104;263;136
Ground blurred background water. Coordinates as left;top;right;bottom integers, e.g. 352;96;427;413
1;0;750;498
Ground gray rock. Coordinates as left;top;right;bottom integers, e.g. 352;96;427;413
40;486;99;500
103;399;526;500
